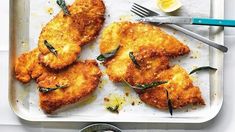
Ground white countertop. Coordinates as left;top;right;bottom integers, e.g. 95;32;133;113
1;0;235;131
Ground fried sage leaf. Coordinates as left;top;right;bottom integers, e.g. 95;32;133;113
123;78;167;90
106;105;119;113
44;40;58;56
189;66;217;75
136;81;168;89
166;90;173;116
56;0;70;15
39;84;68;93
129;52;140;68
97;46;120;61
122;79;142;89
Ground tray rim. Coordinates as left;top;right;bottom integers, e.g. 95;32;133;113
8;0;224;123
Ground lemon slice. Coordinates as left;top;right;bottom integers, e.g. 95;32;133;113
157;0;182;12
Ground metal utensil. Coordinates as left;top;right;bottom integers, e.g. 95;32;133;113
131;3;228;53
80;123;122;132
137;16;235;27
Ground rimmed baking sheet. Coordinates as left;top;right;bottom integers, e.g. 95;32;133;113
9;0;224;123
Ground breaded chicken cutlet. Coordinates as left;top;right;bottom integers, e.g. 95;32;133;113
99;22;204;111
38;0;105;69
37;60;101;114
15;49;101;113
138;65;205;109
99;22;190;82
15;50;102;114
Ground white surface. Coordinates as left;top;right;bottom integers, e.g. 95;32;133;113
1;0;235;131
0;0;9;51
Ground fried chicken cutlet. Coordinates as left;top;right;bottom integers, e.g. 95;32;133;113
15;49;102;113
99;22;190;82
138;65;205;109
38;0;105;69
15;49;45;83
37;60;101;114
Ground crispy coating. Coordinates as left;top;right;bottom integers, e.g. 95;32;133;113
138;65;205;109
38;0;105;69
14;49;45;83
125;48;170;85
99;22;190;82
37;60;102;114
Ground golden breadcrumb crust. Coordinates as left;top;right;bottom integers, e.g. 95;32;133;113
38;60;102;114
138;65;205;109
14;49;44;83
38;0;105;69
125;48;170;85
99;22;190;82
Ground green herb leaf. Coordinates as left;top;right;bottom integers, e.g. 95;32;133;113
136;81;168;89
56;0;70;16
166;90;173;116
122;79;142;89
129;52;140;68
39;84;68;93
190;66;217;75
97;46;120;61
122;78;167;90
106;105;119;113
44;40;58;56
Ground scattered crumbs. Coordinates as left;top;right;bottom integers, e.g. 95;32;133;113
107;14;110;17
123;82;131;93
192;65;198;69
98;78;108;89
46;7;54;15
104;97;110;102
88;44;95;50
192;106;197;110
125;92;129;97
41;23;46;28
16;100;19;103
119;14;133;21
131;101;135;106
183;38;187;42
21;41;29;50
173;29;177;35
104;93;126;113
190;51;200;59
197;43;203;49
101;69;107;75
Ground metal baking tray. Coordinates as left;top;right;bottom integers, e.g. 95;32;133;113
9;0;224;123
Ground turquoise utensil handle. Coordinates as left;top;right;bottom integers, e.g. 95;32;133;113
192;17;235;27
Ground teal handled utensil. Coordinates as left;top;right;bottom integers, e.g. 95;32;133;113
137;16;235;27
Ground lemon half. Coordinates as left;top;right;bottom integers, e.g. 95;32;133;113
157;0;182;12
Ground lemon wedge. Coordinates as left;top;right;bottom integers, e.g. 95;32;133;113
157;0;182;12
